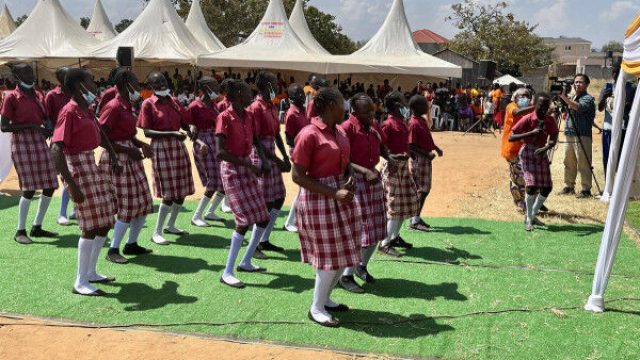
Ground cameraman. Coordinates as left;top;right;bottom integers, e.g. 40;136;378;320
599;65;637;176
559;74;596;199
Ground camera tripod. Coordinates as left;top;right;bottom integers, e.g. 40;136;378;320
463;115;496;137
551;98;603;195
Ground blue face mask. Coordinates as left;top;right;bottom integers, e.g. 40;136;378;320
399;106;409;119
81;84;97;103
517;98;530;108
155;89;171;97
20;81;34;89
268;85;276;100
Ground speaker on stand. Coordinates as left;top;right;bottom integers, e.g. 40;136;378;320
116;47;134;68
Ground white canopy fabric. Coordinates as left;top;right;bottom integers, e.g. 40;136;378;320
493;74;524;86
0;3;17;39
324;0;461;78
86;0;116;41
185;0;225;53
90;0;206;64
198;0;325;72
585;16;640;313
0;0;99;61
289;0;328;54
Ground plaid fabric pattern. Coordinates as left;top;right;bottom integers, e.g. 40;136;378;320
250;137;286;203
519;145;552;188
409;155;433;195
99;141;153;223
507;157;526;208
66;151;116;232
381;159;418;220
297;175;361;271
193;130;223;193
354;172;387;248
220;160;269;228
11;129;58;191
151;137;195;201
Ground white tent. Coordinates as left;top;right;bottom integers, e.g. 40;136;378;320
0;0;99;61
185;0;225;53
0;3;17;39
585;15;640;313
86;0;116;41
289;0;328;55
198;0;326;72
89;0;206;64
325;0;461;78
493;74;524;86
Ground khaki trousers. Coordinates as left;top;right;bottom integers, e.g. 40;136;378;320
563;135;592;192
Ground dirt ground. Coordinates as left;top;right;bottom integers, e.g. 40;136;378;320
0;111;612;359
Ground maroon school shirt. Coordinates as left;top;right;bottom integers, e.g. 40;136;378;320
249;95;279;138
340;114;382;170
511;111;559;147
285;104;309;141
408;115;436;152
44;86;71;127
137;95;189;132
292;117;350;179
53;100;101;155
188;97;219;131
215;105;255;158
98;94;137;141
1;86;46;126
381;114;409;155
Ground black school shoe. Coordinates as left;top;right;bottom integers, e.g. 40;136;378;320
558;187;575;195
339;275;365;293
30;225;58;238
14;230;33;245
252;249;268;259
378;243;401;257
408;219;431;232
576;191;592;199
105;248;128;264
390;236;413;249
355;265;376;283
258;241;284;252
123;243;153;255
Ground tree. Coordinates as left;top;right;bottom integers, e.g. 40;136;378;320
80;17;90;29
144;0;356;54
601;41;623;53
15;15;27;27
446;0;552;76
115;19;134;33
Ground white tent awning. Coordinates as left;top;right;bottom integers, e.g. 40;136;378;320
86;0;116;41
0;3;17;40
185;0;225;53
493;74;525;86
289;0;328;54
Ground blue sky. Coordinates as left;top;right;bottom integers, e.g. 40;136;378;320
5;0;637;49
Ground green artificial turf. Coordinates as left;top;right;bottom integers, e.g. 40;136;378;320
1;194;640;359
627;201;640;232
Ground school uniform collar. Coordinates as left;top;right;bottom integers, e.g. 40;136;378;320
410;115;426;124
311;116;328;131
347;114;372;134
51;85;64;95
255;95;273;107
14;85;37;99
290;103;304;114
114;93;132;111
388;114;405;123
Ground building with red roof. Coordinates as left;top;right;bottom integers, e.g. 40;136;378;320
412;29;449;54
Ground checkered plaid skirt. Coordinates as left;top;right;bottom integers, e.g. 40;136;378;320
381;160;418;220
66;151;116;232
220;160;269;228
410;155;433;195
519;145;552;188
354;172;387;247
250;137;286;203
193;130;223;193
11;129;58;191
296;175;361;271
99;141;153;223
151;137;194;201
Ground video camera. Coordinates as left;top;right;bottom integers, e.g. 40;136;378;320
549;77;574;96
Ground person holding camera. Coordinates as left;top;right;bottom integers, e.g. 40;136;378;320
559;74;596;199
599;66;637;176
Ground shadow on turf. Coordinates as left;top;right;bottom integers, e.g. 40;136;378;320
407;246;482;264
128;253;223;274
0;194;19;210
339;310;455;338
429;226;491;235
103;280;198;311
365;279;467;301
545;223;603;237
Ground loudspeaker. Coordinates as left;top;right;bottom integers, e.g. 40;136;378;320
478;60;497;81
116;47;134;67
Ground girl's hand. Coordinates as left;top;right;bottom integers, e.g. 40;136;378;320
141;143;153;159
334;189;354;204
68;183;85;204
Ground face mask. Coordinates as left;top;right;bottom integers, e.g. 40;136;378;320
399;106;409;119
268;85;276;100
129;90;140;102
20;81;34;89
81;84;97;103
155;89;171;97
517;98;530;108
206;88;219;100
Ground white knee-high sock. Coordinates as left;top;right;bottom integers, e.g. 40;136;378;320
154;203;171;236
87;236;108;281
381;219;400;246
311;270;337;322
259;208;280;243
240;226;266;268
166;203;182;229
395;220;404;238
326;269;344;307
74;238;97;294
222;231;244;283
193;195;210;220
525;193;536;221
33;195;52;226
532;195;547;217
111;220;129;249
361;245;377;267
127;216;146;244
17;197;31;231
343;267;355;276
205;193;225;217
284;193;299;227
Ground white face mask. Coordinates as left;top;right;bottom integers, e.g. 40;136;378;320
16;75;34;89
127;84;140;102
204;86;218;100
155;89;171;97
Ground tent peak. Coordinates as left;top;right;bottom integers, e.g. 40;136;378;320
86;0;116;41
185;0;225;52
289;0;329;54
